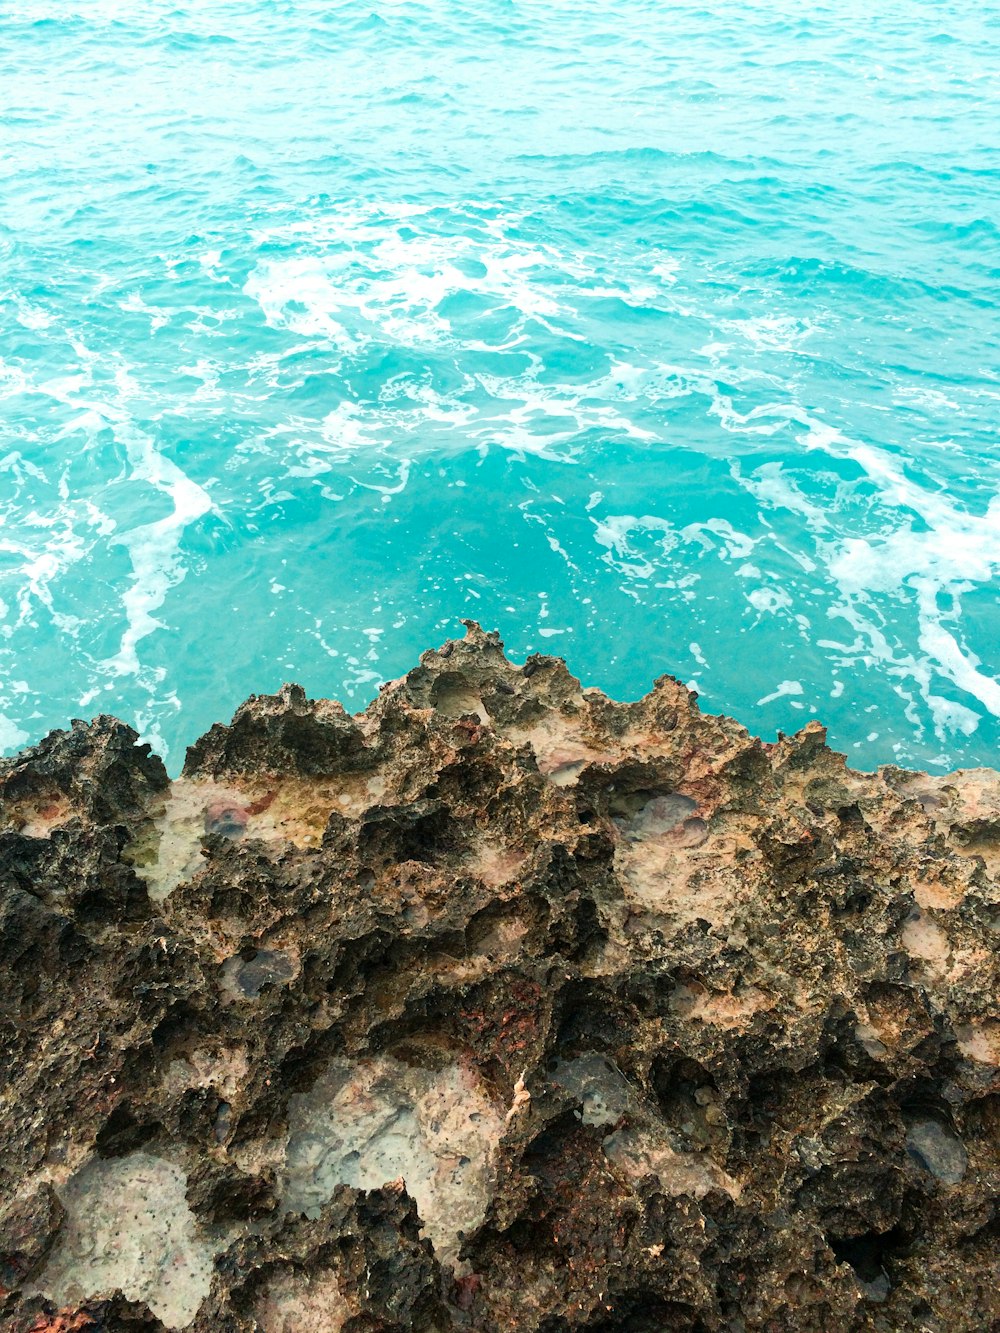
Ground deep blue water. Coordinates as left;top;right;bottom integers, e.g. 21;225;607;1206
1;0;999;772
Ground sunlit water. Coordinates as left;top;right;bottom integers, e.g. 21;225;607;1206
2;0;999;773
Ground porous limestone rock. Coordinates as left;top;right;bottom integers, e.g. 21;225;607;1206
0;624;998;1332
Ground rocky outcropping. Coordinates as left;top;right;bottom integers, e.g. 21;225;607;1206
0;623;997;1332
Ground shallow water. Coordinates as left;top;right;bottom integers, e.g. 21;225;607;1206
1;0;998;772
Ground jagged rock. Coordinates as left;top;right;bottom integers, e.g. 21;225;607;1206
0;623;997;1332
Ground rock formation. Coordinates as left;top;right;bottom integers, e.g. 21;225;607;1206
0;623;997;1332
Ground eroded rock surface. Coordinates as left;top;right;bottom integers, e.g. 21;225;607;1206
1;623;998;1332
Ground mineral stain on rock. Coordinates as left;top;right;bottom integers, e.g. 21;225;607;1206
0;623;998;1331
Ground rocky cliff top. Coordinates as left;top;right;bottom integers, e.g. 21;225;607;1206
1;624;998;1332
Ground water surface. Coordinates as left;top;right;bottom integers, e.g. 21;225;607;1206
2;0;999;771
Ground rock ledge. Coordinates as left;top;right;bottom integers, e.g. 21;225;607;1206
1;625;998;1332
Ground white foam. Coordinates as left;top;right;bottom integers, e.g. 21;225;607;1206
756;680;803;707
721;314;818;353
14;298;53;331
119;291;171;333
592;514;677;580
0;715;29;750
241;205;663;475
243;203;571;356
681;518;757;560
726;401;1000;741
735;458;830;530
0;332;211;764
894;385;961;413
104;424;212;678
747;586;793;615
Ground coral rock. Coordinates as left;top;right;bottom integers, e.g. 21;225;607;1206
1;625;998;1332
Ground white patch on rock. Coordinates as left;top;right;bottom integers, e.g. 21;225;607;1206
282;1053;503;1267
127;778;243;900
37;1153;215;1329
955;1019;1000;1065
221;947;298;999
670;980;772;1030
620;793;697;839
499;711;616;786
127;774;383;899
901;910;952;976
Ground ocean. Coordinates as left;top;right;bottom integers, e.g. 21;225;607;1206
1;0;998;773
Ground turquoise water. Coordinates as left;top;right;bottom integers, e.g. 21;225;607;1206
2;1;999;773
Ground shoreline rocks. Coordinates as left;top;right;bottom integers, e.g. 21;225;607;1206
1;623;997;1331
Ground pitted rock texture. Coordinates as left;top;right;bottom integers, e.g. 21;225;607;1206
1;623;998;1333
